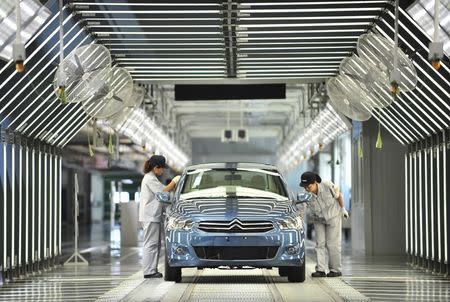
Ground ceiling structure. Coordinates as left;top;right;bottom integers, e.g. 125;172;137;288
64;0;391;163
70;0;390;83
1;0;448;170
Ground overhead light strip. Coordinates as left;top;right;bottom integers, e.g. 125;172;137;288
73;2;220;6
85;17;222;21
239;73;336;76
0;20;82;120
239;51;350;55
91;29;364;34
109;48;223;51
238;56;346;60
403;90;448;130
124;66;225;69
240;1;388;4
87;22;371;28
395;96;434;135
238;61;342;65
9;34;91;132
240;46;354;50
240;36;360;41
77;10;220;14
239;8;384;13
103;43;224;46
237;22;372;27
115;58;225;61
131;76;327;80
238;68;338;72
128;70;226;74
239;15;382;21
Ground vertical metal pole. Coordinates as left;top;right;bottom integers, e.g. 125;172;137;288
18;144;22;271
425;143;429;260
25;145;29;269
38;150;41;263
3;142;7;271
431;142;435;262
437;143;441;263
419;148;423;259
31;148;35;265
59;156;62;256
443;132;447;265
54;154;57;257
11;144;15;269
44;151;48;262
49;153;53;260
414;149;418;258
405;153;408;255
409;152;413;257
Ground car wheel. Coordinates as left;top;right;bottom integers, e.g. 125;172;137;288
278;267;289;277
164;254;182;282
287;260;305;283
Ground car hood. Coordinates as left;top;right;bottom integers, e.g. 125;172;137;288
171;197;297;220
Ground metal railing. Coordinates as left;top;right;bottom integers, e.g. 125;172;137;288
0;128;62;282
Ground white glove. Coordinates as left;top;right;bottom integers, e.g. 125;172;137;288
341;207;349;219
171;175;181;185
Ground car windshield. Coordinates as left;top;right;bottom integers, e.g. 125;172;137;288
180;168;288;200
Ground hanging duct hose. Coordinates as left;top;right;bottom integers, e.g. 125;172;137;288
57;0;67;103
358;135;363;158
376;112;383;150
389;0;400;97
429;0;444;70
14;0;26;73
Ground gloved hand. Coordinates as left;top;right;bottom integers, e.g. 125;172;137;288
341;207;349;219
171;175;181;185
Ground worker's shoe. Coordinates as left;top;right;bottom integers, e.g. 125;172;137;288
327;271;342;277
144;272;163;278
311;271;326;277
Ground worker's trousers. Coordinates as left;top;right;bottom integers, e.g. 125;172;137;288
142;222;162;275
314;214;342;273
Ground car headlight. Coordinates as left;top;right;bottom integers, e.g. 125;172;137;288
277;216;303;230
167;216;194;231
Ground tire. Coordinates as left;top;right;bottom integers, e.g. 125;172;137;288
287;260;305;283
164;254;182;282
278;267;289;277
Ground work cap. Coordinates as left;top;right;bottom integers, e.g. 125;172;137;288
148;155;168;168
299;171;321;187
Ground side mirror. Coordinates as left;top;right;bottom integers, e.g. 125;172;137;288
156;192;171;204
296;192;312;204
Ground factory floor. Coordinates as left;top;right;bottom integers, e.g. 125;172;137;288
0;222;449;301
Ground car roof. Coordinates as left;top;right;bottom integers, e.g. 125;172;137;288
185;162;279;172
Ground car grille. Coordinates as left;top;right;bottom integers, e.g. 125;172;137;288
194;246;279;260
198;219;274;233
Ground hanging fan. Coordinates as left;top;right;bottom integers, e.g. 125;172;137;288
339;54;392;108
53;44;112;103
357;33;417;92
82;67;134;119
129;84;146;108
106;84;145;129
327;75;372;121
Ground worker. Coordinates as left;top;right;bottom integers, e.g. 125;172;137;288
139;155;180;278
300;171;349;277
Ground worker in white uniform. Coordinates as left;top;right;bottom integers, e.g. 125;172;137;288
139;155;180;278
300;172;349;277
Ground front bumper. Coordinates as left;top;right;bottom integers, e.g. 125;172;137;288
165;228;305;268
